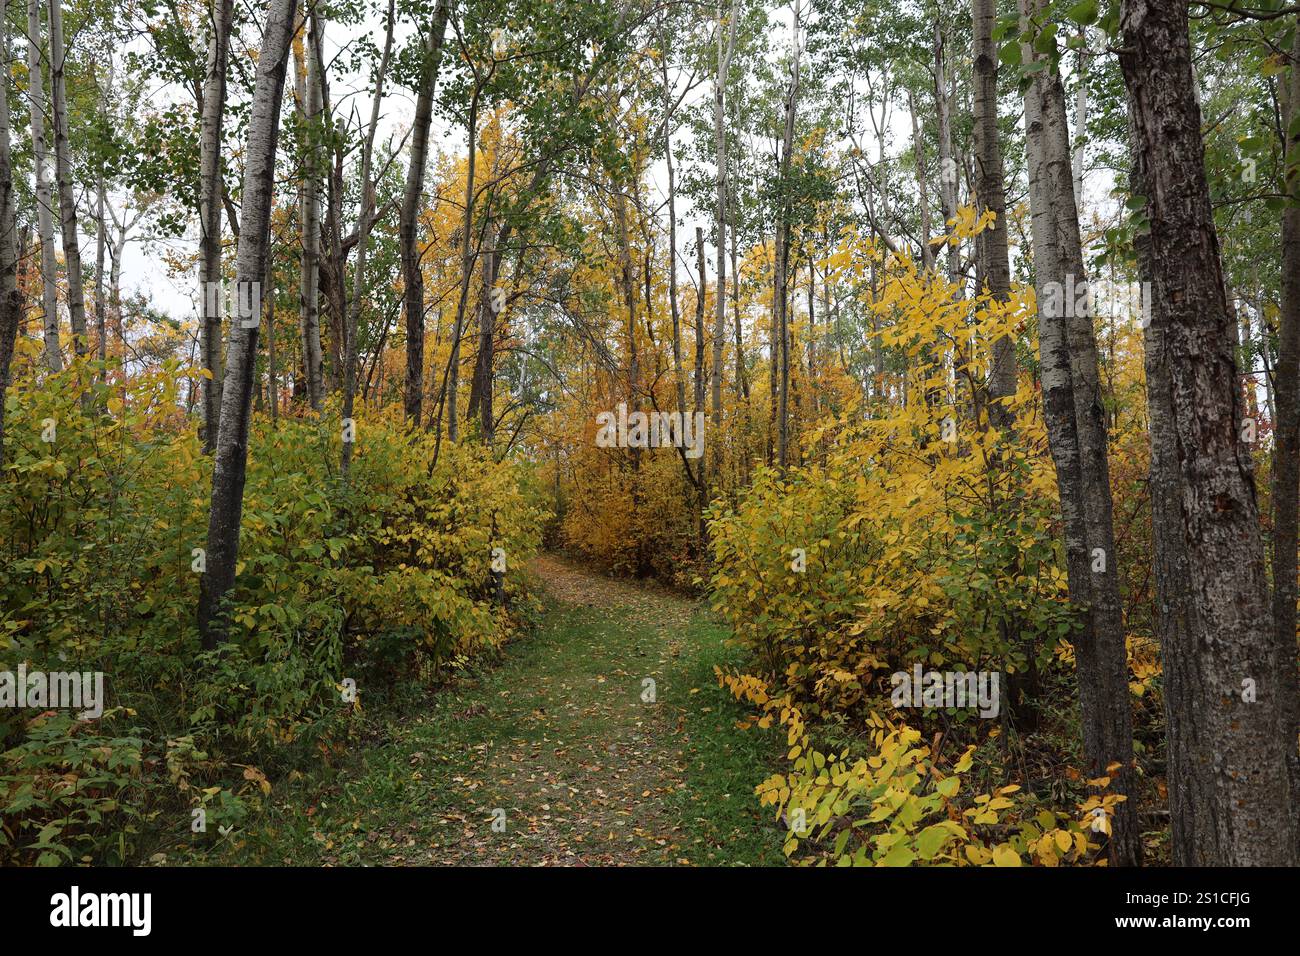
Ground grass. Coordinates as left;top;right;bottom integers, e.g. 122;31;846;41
196;557;785;866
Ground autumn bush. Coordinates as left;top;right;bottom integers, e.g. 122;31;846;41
551;391;705;587
707;240;1146;865
0;355;547;864
718;669;1122;867
709;251;1075;719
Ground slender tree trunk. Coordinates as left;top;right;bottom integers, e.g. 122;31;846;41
297;10;324;411
908;89;935;272
614;186;638;411
109;222;124;355
0;0;22;468
807;254;817;418
27;0;59;372
695;226;708;546
661;43;689;457
198;0;296;648
730;192;747;401
971;0;1015;425
266;267;278;425
199;0;234;451
47;0;86;357
711;1;739;484
342;0;394;476
1046;47;1140;871
934;22;961;290
1119;0;1299;865
399;0;450;427
94;177;106;365
1072;35;1088;215
444;83;480;444
468;218;496;445
775;1;800;471
665;113;687;429
1023;0;1139;865
320;46;345;396
910;84;943;408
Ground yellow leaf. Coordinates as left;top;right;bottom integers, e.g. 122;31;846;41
991;844;1021;867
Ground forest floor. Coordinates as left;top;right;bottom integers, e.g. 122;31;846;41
209;554;784;866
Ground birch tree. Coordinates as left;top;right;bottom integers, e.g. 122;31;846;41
198;0;298;648
399;0;450;427
774;0;802;471
297;10;324;411
710;0;739;483
198;0;234;451
0;0;22;468
47;0;87;357
26;0;59;372
1019;0;1139;866
971;0;1015;426
342;0;396;477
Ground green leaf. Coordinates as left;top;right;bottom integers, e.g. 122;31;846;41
878;843;917;867
1066;0;1100;25
916;824;954;860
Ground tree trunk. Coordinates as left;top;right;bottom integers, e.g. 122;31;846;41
775;1;800;471
94;177;106;366
1270;15;1300;853
468;217;496;446
109;219;125;355
971;0;1015;425
934;21;961;290
614;185;638;412
1022;0;1139;865
342;0;394;476
399;0;450;427
27;0;60;372
695;226;708;547
659;34;691;469
199;0;234;451
297;10;324;411
320;47;346;397
711;1;739;484
694;227;706;420
47;0;87;358
443;82;480;445
266;266;278;425
730;189;748;401
1072;35;1088;215
198;0;297;648
908;89;935;272
1119;0;1299;865
0;0;21;468
664;88;687;435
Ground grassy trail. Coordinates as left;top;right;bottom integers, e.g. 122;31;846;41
222;555;783;866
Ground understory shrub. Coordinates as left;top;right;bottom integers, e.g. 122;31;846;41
0;358;547;864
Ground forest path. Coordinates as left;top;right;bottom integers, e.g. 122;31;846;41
227;555;782;866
